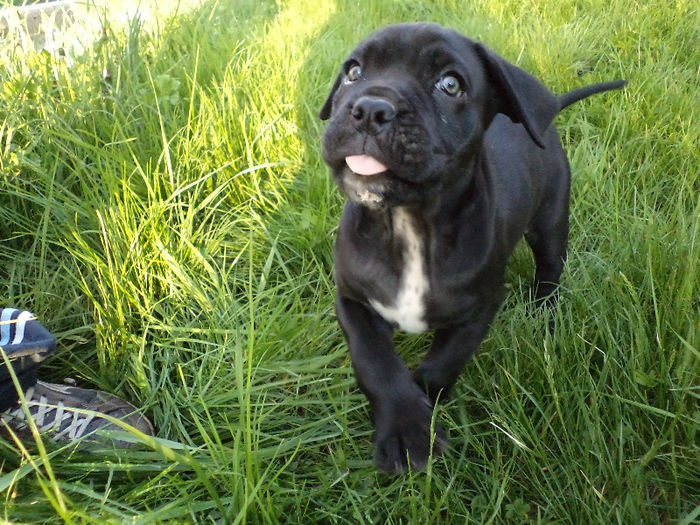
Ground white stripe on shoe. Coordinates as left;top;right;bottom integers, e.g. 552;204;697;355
11;311;36;345
0;308;18;346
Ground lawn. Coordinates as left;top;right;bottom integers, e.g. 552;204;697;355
0;0;697;523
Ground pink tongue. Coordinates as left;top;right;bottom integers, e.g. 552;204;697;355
345;155;388;176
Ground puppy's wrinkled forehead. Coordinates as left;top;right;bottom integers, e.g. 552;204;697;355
348;23;481;81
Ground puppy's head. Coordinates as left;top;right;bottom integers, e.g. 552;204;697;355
320;23;559;208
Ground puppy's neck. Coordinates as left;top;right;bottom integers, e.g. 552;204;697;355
425;155;483;221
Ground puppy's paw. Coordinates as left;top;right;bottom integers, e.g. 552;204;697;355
373;395;448;474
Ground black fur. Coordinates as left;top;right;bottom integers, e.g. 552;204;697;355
320;23;625;474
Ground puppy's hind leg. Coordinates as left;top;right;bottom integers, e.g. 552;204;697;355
525;228;567;309
525;167;571;309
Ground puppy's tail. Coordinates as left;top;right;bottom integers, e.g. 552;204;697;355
558;80;627;110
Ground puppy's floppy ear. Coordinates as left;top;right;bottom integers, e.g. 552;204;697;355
320;73;343;121
474;43;560;148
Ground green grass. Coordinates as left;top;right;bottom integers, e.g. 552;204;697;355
0;0;697;522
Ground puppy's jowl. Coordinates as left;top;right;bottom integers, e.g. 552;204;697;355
320;23;624;474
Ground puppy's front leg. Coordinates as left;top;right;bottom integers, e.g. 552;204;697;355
335;296;447;474
414;305;499;403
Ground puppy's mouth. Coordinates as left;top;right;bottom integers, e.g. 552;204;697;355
345;155;388;176
338;153;431;208
339;155;391;208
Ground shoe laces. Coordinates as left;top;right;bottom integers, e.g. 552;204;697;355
2;386;97;441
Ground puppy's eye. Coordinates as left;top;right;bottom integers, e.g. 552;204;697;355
437;74;462;96
346;65;363;83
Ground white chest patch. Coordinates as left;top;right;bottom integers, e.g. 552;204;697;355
369;207;430;333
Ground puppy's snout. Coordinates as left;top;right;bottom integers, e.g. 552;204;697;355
351;96;396;135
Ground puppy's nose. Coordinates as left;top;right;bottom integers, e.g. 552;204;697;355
351;96;396;135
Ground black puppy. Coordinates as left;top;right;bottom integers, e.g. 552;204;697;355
320;23;624;474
